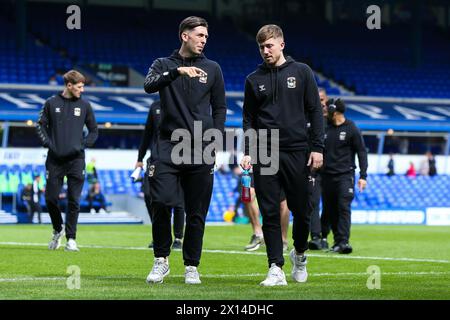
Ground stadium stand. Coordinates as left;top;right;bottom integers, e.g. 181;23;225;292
0;2;449;225
283;21;450;98
1;165;449;222
0;2;344;93
0;14;72;84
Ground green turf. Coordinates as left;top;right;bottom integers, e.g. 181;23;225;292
0;224;449;300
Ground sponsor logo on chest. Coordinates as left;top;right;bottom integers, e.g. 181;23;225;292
339;131;347;141
74;107;81;117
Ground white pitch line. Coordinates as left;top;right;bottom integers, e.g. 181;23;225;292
0;277;66;282
0;241;449;264
2;271;449;283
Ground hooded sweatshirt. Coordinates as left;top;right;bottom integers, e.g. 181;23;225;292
36;93;98;160
243;57;324;154
144;50;227;162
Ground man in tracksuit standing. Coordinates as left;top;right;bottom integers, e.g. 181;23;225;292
143;16;226;285
241;25;324;286
135;100;185;250
37;70;98;252
308;87;331;250
322;98;368;254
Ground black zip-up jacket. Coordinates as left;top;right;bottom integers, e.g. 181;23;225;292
322;118;368;180
144;50;227;161
243;57;324;154
137;101;161;162
36;93;98;160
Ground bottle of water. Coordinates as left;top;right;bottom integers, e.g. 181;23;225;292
241;169;251;203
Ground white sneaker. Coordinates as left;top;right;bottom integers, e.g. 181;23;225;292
146;257;170;284
65;238;80;252
90;208;96;214
260;263;287;286
185;266;201;284
48;229;65;250
290;249;308;282
99;208;106;214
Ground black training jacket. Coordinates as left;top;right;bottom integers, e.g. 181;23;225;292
322;119;368;180
36;93;98;160
144;50;227;160
243;56;324;154
137;101;161;162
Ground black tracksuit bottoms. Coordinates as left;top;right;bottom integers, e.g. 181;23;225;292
321;172;355;246
45;155;85;240
149;160;213;267
143;176;185;240
253;150;313;268
309;174;331;239
309;173;322;239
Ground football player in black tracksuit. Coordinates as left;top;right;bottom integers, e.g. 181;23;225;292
135;100;185;250
308;88;332;250
36;70;98;252
241;25;324;286
143;17;226;285
322;98;368;254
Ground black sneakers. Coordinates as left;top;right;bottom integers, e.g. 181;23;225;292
172;238;182;250
331;243;353;254
321;238;329;250
308;237;322;250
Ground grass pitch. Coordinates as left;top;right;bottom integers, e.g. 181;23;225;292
0;224;449;300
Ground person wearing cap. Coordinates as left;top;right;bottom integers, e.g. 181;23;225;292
321;98;368;254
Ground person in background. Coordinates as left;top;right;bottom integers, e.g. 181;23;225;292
406;162;417;178
86;182;108;214
36;69;98;252
387;153;395;176
321;98;368;254
135;100;185;250
86;157;98;185
426;151;437;176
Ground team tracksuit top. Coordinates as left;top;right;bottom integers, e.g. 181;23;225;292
137;101;161;162
143;50;227;162
322;119;368;180
36;93;98;160
243;57;324;155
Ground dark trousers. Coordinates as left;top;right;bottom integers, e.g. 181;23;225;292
321;173;355;245
253;150;312;268
309;174;331;239
26;201;42;224
45;155;85;240
309;173;322;239
149;160;213;267
143;176;185;240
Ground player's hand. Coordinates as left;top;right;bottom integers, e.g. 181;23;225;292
358;179;367;192
135;162;144;169
307;152;323;171
240;155;252;170
177;66;207;78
